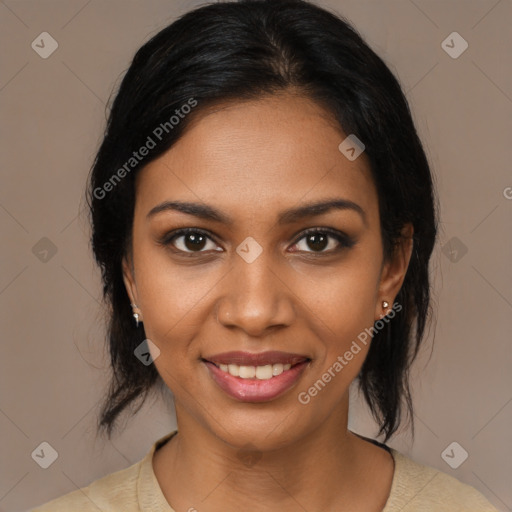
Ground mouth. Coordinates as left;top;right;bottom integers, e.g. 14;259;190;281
202;351;311;402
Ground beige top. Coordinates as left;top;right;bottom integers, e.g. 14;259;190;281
30;430;498;511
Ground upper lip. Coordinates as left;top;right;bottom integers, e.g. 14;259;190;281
203;351;310;366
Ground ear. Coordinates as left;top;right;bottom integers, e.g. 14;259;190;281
375;223;414;320
122;254;138;306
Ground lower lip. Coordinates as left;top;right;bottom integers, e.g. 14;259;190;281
204;361;309;402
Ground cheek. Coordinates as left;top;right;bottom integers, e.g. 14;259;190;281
310;251;381;330
301;248;382;379
135;262;207;395
133;241;216;333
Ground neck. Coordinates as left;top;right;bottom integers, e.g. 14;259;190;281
153;398;394;511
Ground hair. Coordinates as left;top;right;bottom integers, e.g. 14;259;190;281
88;0;437;442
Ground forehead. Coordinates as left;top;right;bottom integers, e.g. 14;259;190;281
135;93;378;222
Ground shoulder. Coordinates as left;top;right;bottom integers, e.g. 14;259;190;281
29;457;144;511
29;431;177;511
384;448;498;512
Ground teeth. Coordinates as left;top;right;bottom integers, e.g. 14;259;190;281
239;365;256;378
255;365;273;380
228;364;239;377
216;362;295;380
272;363;284;376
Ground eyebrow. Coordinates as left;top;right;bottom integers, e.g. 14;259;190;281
146;198;367;226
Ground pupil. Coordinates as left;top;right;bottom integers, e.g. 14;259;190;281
308;233;327;251
185;233;206;251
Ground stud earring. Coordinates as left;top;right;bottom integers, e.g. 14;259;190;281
131;303;142;327
382;300;389;309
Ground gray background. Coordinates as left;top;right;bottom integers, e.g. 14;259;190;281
1;0;511;510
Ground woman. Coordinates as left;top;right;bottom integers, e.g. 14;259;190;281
32;0;498;510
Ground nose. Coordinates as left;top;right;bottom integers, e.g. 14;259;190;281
215;249;296;336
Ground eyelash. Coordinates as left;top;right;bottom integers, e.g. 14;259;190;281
158;227;355;256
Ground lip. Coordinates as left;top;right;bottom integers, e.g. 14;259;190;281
203;350;309;366
202;352;310;403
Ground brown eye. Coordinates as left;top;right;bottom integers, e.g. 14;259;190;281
181;232;207;251
162;228;222;254
305;232;329;252
291;228;355;254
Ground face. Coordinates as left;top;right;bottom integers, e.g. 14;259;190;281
123;93;412;451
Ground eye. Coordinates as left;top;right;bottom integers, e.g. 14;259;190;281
290;227;355;254
160;228;222;254
159;227;355;256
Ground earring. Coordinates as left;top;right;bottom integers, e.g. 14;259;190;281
131;303;142;327
378;300;391;320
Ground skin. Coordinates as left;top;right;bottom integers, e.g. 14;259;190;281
122;91;413;512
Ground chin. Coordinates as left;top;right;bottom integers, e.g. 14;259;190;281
206;405;316;452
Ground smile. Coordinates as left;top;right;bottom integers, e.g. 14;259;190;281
202;351;310;402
